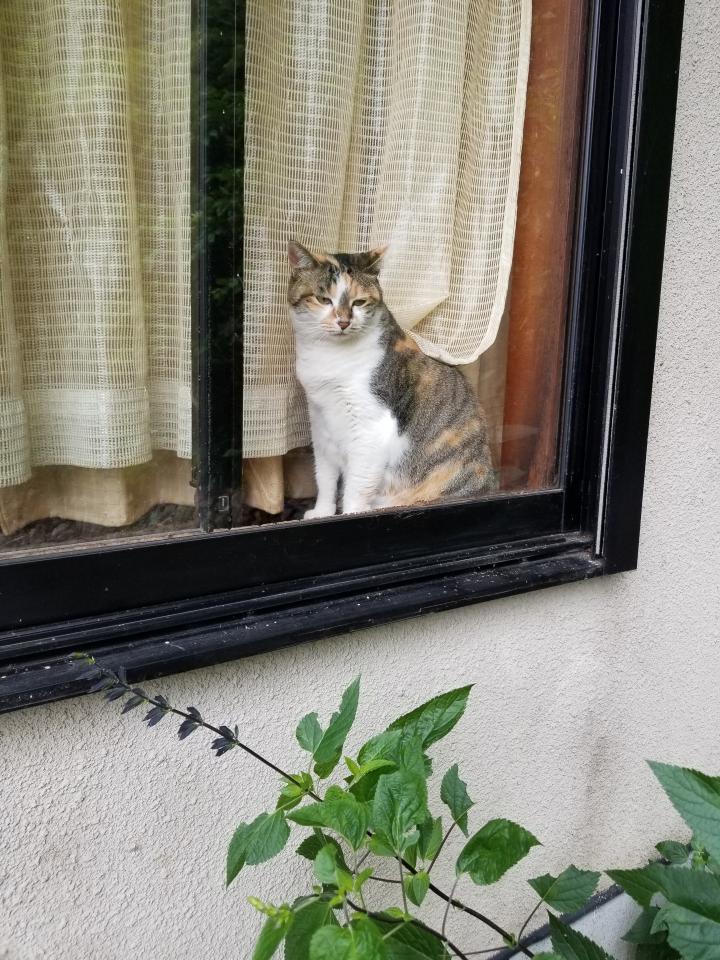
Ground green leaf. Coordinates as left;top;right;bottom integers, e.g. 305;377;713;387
440;765;474;836
309;921;386;960
529;866;601;913
348;758;396;784
636;943;681;960
368;834;396;858
285;899;337;960
254;913;293;960
417;816;444;863
624;907;669;945
296;833;350;872
532;955;563;960
652;903;720;960
277;774;315;812
655;840;690;865
287;788;369;850
312;678;361;779
654;865;720;921
404;871;430;907
373;917;450;959
357;730;404;767
314;845;340;886
297;713;324;754
372;769;428;855
387;685;473;750
606;864;667;907
227;811;291;885
456;818;540;885
549;915;617;960
649;762;720;863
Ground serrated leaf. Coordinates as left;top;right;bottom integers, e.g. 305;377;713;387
549;915;617;960
417;816;444;863
652;903;720;960
372;916;450;959
296;834;348;870
649;762;720;864
529;866;600;913
254;913;292;960
285;899;338;960
636;942;681;960
297;713;324;754
313;678;361;779
533;955;563;960
655;841;690;864
654;865;720;921
287;789;369;850
404;871;430;907
372;769;428;855
227;811;291;885
606;864;667;907
456;818;540;885
387;686;472;749
624;907;668;945
348;758;396;785
440;765;473;836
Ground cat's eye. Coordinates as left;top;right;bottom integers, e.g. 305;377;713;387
352;299;367;308
318;296;333;305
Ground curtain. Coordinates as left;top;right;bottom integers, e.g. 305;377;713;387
244;0;531;459
0;0;191;529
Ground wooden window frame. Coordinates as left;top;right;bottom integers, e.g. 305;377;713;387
0;0;685;712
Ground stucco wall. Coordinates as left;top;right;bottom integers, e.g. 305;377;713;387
2;2;719;958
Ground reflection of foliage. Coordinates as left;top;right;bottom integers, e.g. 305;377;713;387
202;0;244;312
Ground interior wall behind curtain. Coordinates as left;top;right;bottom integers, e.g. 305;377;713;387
0;0;191;494
244;0;532;460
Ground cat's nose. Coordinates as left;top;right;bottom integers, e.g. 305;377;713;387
337;319;350;331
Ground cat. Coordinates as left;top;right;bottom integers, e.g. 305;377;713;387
288;241;496;518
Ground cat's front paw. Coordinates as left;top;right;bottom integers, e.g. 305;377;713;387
303;505;336;520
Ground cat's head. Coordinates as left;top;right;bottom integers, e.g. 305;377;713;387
287;241;387;341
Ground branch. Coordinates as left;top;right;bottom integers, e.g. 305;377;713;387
429;820;458;873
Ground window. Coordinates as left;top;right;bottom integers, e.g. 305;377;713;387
0;0;684;711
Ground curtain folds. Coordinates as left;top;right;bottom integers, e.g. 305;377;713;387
0;0;192;491
244;0;531;459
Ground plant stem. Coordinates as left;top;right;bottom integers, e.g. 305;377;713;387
429;820;457;873
398;857;408;913
97;667;321;800
442;876;460;942
516;901;541;946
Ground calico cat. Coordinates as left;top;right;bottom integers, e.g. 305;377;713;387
288;241;496;518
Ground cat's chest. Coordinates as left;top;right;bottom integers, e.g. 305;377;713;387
296;337;384;416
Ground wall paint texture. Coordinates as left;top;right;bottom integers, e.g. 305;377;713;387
2;2;719;958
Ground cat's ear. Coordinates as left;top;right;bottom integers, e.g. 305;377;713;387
359;244;388;275
288;241;318;271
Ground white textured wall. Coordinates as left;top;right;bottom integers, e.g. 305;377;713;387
2;3;719;958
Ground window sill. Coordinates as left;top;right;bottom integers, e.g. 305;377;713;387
0;531;602;712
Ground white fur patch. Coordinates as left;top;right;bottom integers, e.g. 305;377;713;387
294;325;407;515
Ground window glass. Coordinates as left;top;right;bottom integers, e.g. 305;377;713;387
0;1;196;554
241;0;587;524
0;0;586;555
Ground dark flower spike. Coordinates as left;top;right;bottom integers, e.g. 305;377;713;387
187;707;203;722
121;695;146;714
88;677;116;694
117;666;128;685
178;718;199;740
144;706;167;727
105;687;127;702
218;725;236;742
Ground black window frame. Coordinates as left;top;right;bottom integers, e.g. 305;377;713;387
0;0;685;712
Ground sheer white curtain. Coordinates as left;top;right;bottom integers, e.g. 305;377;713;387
244;0;531;459
0;0;191;491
